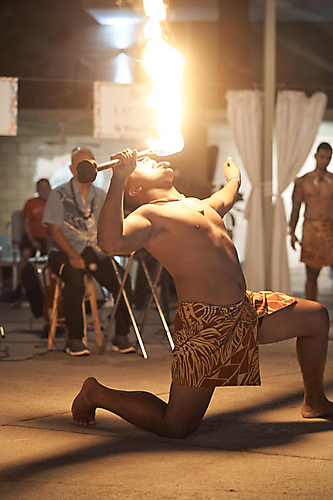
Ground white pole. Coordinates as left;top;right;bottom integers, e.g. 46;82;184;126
263;0;276;289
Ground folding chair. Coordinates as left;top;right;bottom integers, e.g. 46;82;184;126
98;252;174;358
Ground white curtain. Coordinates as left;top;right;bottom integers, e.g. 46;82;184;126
271;90;327;293
226;90;265;291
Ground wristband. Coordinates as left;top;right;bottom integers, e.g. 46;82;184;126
228;176;241;188
113;177;126;186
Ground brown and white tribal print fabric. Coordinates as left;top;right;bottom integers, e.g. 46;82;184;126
301;220;333;269
172;291;296;388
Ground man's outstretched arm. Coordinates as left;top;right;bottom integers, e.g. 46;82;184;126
97;149;152;256
204;157;241;217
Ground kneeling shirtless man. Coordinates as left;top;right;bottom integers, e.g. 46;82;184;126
72;149;333;438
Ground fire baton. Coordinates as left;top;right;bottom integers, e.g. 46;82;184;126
76;147;184;184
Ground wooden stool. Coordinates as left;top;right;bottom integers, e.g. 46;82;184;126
47;271;103;350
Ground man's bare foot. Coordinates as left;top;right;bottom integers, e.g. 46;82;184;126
301;398;333;419
71;377;99;426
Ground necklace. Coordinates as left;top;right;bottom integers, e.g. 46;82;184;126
70;179;95;220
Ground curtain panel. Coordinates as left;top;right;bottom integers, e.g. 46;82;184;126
226;90;265;291
272;91;327;293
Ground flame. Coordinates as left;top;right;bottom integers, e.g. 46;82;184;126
142;0;184;155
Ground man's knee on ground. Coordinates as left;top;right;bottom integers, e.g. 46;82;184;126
163;414;203;439
165;422;199;439
164;383;213;438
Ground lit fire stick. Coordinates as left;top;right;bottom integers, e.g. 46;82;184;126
142;0;184;156
78;148;155;183
77;0;185;183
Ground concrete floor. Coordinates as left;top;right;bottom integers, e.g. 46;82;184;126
1;272;333;500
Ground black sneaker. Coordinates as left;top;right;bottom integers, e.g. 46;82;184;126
111;335;136;354
66;339;90;356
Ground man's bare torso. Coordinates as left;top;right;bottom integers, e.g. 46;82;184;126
138;197;246;306
300;171;333;221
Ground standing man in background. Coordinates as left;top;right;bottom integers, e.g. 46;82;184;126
43;147;134;356
289;142;333;301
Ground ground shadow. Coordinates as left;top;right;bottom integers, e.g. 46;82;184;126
2;384;333;484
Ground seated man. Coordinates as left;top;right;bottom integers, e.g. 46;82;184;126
43;147;134;357
72;149;333;437
11;178;51;303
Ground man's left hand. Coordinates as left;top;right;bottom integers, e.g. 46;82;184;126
224;157;241;185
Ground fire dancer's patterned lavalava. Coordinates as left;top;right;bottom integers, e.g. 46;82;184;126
172;291;296;388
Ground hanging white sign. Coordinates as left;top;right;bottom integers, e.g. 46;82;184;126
94;82;156;140
0;77;18;136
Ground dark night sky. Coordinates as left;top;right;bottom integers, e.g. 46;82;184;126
1;0;333;109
